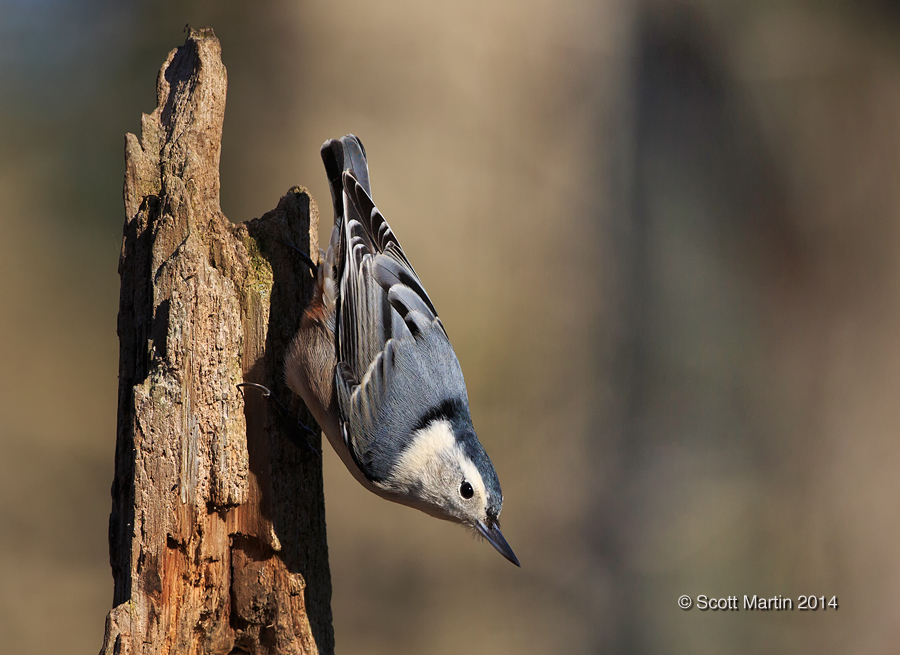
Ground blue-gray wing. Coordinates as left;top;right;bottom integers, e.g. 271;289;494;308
334;173;467;482
336;308;469;482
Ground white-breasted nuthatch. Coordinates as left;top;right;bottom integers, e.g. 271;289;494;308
284;135;518;566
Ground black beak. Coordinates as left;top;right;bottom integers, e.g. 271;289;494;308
476;520;520;567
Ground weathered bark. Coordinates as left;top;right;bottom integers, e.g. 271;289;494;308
102;27;333;655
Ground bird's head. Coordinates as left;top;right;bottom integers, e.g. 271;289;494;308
376;414;519;566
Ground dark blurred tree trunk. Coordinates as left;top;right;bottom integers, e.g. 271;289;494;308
100;27;333;655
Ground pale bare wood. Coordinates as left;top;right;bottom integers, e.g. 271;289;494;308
102;27;333;655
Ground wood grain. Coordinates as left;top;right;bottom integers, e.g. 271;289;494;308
102;27;333;655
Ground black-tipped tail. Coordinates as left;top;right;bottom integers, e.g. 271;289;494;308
320;134;370;226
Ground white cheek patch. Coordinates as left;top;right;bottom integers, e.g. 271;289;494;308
391;419;488;514
392;419;456;486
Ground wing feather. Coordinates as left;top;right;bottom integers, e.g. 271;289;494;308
333;150;467;482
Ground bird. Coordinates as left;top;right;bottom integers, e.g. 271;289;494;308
284;134;518;566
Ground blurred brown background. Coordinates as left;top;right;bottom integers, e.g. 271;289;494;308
2;0;899;652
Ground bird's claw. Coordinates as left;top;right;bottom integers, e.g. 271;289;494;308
237;382;322;457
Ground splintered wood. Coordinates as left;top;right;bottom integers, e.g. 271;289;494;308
102;27;333;655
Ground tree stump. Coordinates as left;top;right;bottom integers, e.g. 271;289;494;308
101;27;333;655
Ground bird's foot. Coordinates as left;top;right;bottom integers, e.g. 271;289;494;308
237;382;322;457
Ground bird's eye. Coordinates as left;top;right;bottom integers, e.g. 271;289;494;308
459;481;474;499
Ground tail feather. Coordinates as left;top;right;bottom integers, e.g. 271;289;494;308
320;134;371;226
